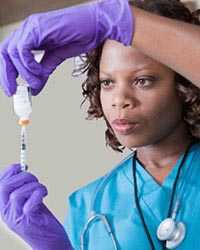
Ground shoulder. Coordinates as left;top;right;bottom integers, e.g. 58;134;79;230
187;140;200;184
64;153;133;248
68;152;133;207
192;140;200;154
189;140;200;166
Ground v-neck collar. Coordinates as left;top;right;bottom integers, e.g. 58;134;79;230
121;141;199;222
122;141;200;195
135;153;184;191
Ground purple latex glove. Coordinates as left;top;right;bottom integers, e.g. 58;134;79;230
0;0;134;96
0;164;72;250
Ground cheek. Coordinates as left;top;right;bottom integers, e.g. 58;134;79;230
143;90;183;129
100;92;110;117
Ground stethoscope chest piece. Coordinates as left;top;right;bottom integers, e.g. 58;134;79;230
157;218;186;249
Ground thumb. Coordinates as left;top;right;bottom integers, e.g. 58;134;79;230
40;43;84;76
29;49;64;96
40;48;67;76
31;44;83;96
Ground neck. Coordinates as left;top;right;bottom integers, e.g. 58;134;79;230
136;122;192;170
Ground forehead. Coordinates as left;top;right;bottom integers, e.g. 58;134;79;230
100;40;162;73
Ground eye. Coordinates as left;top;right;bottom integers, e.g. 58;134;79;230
99;79;113;88
134;77;156;88
99;76;157;89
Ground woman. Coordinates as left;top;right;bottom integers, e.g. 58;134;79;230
0;0;200;249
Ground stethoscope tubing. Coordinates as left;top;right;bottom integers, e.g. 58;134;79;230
80;212;118;250
132;141;195;250
81;155;133;250
80;140;197;250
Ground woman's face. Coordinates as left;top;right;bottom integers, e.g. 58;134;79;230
99;40;184;149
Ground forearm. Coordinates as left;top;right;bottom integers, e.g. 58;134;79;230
131;6;200;89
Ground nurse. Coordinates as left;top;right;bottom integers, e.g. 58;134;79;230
0;0;200;249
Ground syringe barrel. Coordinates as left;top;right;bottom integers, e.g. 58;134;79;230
20;126;28;171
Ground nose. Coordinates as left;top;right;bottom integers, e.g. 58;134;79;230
112;88;137;110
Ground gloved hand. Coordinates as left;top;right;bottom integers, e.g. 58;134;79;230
0;164;72;250
0;0;134;96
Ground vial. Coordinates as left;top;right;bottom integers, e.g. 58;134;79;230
13;85;32;125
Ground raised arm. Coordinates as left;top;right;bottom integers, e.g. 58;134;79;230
131;6;200;88
1;0;199;97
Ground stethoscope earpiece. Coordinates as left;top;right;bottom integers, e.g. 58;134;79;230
157;218;186;249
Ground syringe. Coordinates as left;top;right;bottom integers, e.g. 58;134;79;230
12;50;44;171
13;85;32;171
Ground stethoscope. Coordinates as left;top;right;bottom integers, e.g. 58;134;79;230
132;141;194;250
80;141;195;250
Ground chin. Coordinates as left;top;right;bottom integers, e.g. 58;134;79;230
116;135;149;149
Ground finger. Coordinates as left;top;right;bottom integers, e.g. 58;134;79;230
30;49;65;96
13;18;49;95
0;33;18;96
1;171;38;188
4;182;47;219
30;86;44;96
28;49;65;96
40;49;65;74
7;45;46;92
40;43;82;74
19;46;44;76
10;182;46;207
0;164;21;182
5;26;46;91
17;16;44;76
0;172;38;207
30;73;48;96
29;47;75;96
23;185;48;214
0;20;47;96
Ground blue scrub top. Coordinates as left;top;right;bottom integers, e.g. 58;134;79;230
64;141;200;249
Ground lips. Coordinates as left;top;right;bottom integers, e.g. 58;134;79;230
112;119;136;125
112;119;139;135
